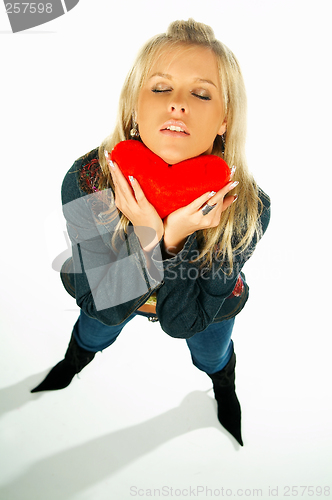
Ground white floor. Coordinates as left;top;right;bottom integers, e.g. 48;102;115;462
1;263;331;500
1;1;332;498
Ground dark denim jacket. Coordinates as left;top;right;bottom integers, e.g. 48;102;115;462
60;148;270;339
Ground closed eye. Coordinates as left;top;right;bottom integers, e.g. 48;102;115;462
193;93;211;101
152;89;211;101
151;89;171;93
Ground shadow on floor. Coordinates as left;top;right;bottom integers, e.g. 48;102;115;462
0;374;241;499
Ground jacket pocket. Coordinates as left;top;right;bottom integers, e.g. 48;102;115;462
212;272;249;323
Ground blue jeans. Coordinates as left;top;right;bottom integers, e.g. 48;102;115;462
74;310;235;374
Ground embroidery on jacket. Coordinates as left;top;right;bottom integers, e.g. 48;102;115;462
79;157;101;194
228;275;244;298
78;152;117;223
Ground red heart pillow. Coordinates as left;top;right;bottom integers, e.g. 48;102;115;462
110;140;231;219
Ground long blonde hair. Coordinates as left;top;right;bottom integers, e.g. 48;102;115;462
98;19;262;272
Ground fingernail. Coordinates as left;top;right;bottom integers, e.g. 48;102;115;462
230;181;239;189
129;175;135;184
232;194;238;203
230;165;237;179
209;191;216;197
105;150;114;169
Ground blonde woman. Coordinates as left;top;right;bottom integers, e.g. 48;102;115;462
32;19;270;447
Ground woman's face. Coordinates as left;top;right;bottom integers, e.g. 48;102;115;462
136;44;227;165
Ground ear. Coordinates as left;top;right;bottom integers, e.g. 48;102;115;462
217;117;227;136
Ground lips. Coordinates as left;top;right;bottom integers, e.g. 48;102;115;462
160;120;190;135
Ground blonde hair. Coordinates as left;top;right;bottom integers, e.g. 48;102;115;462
98;18;262;272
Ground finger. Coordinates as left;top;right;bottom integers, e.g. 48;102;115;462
105;156;119;187
191;179;239;211
201;202;217;216
104;151;116;180
200;194;237;225
230;165;237;180
208;181;239;205
201;185;238;219
222;193;238;211
104;152;126;186
107;159;122;182
127;176;147;204
189;190;218;211
108;160;135;199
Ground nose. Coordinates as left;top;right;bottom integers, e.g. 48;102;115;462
169;103;186;113
168;91;188;114
170;105;186;113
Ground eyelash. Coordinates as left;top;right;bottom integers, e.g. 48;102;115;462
151;89;211;101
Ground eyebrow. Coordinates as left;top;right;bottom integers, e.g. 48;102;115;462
149;72;217;88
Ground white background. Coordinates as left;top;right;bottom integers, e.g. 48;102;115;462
0;1;331;499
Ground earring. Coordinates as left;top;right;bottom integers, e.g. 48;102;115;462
130;120;140;138
221;131;226;155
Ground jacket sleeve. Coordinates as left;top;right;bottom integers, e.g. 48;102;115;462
61;160;163;326
152;189;271;338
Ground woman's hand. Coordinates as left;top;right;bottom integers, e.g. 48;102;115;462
163;180;239;257
106;156;164;252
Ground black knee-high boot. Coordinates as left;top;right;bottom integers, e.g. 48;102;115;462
31;327;96;393
207;352;243;446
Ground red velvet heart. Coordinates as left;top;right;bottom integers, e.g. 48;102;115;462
110;140;231;219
